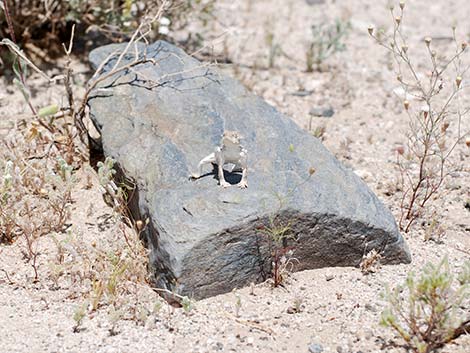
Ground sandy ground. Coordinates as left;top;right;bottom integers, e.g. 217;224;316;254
1;0;469;352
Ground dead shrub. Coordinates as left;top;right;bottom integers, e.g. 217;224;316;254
0;0;216;59
369;2;470;232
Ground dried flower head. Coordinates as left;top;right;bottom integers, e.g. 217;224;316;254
465;138;470;148
309;167;316;175
456;76;462;88
404;100;410;110
424;36;432;47
395;16;401;25
368;25;374;35
420;106;429;120
441;121;450;133
399;1;405;10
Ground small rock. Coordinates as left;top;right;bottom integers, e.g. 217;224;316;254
325;274;335;281
291;90;313;97
303;79;323;91
214;342;224;351
354;169;373;181
305;0;326;5
286;306;301;314
464;201;470;211
364;303;377;312
308;343;324;353
309;106;335;118
364;329;374;340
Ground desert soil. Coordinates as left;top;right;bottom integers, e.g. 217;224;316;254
1;0;469;352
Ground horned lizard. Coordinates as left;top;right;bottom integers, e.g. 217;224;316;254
191;131;248;188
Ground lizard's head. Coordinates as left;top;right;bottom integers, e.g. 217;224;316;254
222;130;242;146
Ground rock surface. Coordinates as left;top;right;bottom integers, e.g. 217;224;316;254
87;40;411;300
309;106;335;118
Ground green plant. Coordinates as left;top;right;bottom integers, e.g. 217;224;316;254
380;257;470;353
97;157;121;208
287;294;304;314
369;2;470;232
265;31;282;69
306;18;350;72
311;125;326;140
181;296;195;314
0;160;15;243
423;213;445;243
293;294;304;313
107;305;123;336
260;214;303;287
73;300;88;333
258;165;315;287
152;301;162;315
234;293;242;317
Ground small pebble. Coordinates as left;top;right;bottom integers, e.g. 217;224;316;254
308;343;324;353
309;106;335;118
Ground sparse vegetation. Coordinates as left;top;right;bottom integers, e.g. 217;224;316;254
0;0;172;331
259;217;296;287
306;18;350;72
51;161;153;319
360;249;382;274
380;257;470;353
0;0;216;58
0;124;79;279
73;300;88;333
265;30;282;69
369;1;470;232
181;295;195;314
258;166;315;287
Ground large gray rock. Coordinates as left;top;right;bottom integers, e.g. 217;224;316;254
88;41;411;300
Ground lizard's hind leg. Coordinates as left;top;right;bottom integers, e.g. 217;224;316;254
191;152;216;179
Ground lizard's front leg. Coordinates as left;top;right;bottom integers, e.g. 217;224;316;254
236;149;248;188
215;147;230;188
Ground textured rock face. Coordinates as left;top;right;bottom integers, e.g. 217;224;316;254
88;41;411;300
